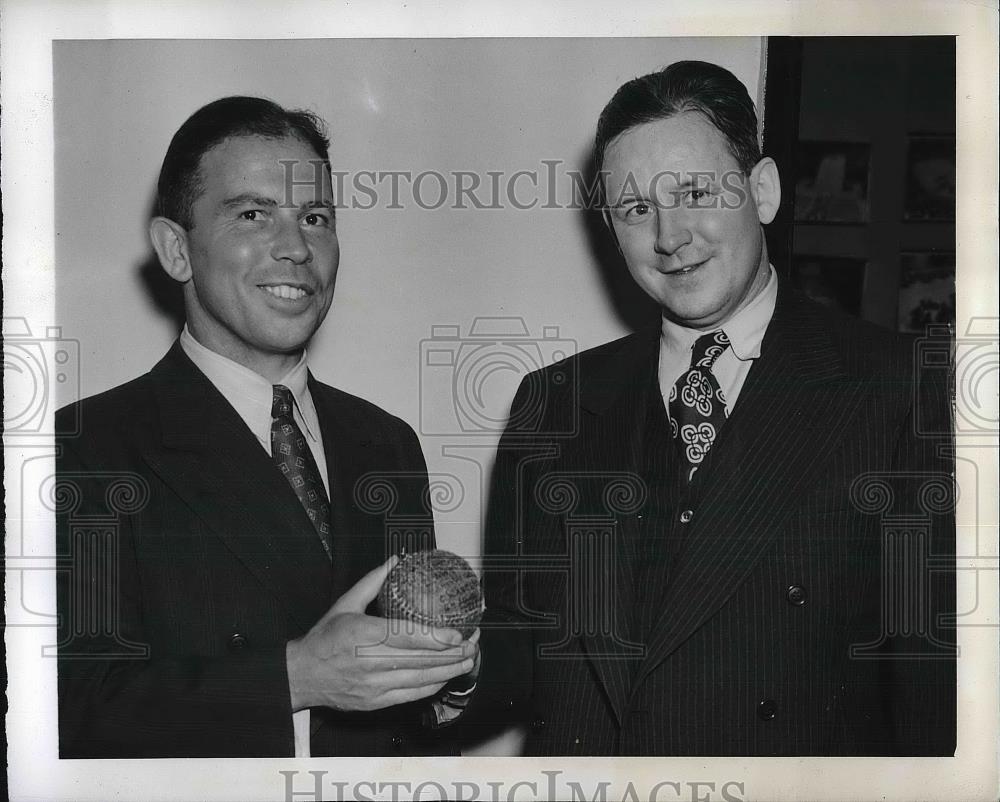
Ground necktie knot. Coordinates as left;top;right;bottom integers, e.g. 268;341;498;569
690;330;730;370
271;384;294;419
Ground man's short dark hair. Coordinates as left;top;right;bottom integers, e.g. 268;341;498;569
156;96;331;229
594;60;762;182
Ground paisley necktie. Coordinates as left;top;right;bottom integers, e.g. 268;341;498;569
667;330;731;483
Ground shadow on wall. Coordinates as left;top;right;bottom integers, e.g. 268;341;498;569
137;194;185;331
573;144;659;334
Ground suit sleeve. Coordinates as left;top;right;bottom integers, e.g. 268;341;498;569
56;432;296;758
458;377;538;735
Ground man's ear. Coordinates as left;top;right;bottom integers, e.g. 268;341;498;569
748;156;781;225
149;216;193;283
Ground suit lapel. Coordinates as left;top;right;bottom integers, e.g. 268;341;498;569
308;376;391;599
140;344;334;629
634;286;873;684
571;325;660;723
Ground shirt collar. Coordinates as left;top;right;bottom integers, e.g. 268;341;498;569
179;325;318;441
660;264;778;362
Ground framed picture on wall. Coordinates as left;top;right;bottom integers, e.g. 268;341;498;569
897;251;956;333
903;135;956;221
790;254;868;316
793;141;871;223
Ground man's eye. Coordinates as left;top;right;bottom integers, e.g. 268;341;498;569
689;188;711;202
303;212;331;227
623;202;652;221
239;210;265;221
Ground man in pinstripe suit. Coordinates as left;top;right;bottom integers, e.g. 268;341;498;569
468;61;955;755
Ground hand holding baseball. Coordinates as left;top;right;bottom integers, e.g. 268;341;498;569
285;556;478;713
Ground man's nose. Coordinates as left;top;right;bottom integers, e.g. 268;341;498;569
653;206;692;255
271;219;311;264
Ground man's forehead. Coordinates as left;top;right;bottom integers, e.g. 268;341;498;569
202;133;322;163
605;112;734;172
199;134;333;200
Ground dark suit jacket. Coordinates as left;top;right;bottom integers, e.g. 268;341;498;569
55;342;449;757
470;283;955;756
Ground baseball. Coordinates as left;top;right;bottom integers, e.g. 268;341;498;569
376;549;484;638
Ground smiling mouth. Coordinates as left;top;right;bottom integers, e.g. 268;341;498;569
661;260;707;276
258;284;312;300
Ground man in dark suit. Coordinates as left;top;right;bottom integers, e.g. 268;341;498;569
470;61;955;755
55;96;478;758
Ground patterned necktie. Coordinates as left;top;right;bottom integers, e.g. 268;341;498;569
667;330;731;483
270;384;333;559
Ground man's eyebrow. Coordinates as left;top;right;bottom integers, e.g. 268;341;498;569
677;173;719;189
300;199;337;213
671;175;716;189
608;190;649;206
219;194;335;214
220;193;278;210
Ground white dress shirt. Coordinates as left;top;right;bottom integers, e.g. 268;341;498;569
179;325;324;757
658;265;778;418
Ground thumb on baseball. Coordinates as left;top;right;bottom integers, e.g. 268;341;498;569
331;554;399;614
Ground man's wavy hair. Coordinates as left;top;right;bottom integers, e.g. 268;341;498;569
156;96;331;229
594;60;762;202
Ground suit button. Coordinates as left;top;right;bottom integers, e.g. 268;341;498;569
391;734;404;749
786;585;806;606
679;509;694;523
757;699;777;720
228;633;248;650
531;717;547;731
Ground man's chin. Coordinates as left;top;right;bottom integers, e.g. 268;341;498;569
659;299;729;331
254;321;322;355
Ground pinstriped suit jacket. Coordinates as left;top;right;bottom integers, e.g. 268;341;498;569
470;283;955;756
